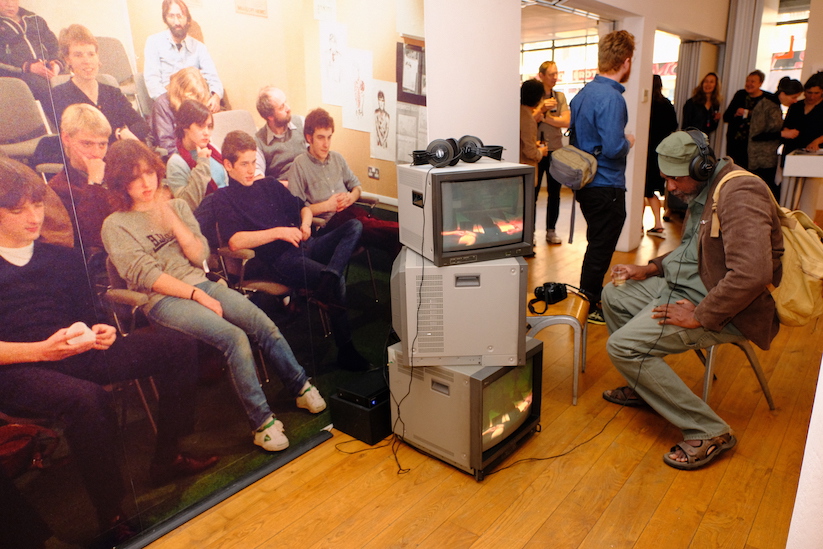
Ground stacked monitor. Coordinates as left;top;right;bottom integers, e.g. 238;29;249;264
389;158;539;480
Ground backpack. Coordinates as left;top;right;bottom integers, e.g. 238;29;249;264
549;145;598;191
710;170;823;327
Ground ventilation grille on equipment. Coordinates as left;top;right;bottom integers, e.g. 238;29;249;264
415;274;444;353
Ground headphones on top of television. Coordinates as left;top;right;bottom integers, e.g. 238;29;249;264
684;128;717;182
412;135;504;168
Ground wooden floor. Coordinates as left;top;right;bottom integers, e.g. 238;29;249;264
148;189;822;549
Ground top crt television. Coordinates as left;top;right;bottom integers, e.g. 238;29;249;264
397;159;535;266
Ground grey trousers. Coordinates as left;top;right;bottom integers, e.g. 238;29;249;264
602;277;742;440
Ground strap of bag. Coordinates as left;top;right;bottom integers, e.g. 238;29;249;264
709;170;755;238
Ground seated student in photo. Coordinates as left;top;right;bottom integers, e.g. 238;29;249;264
45;104;208;258
286;108;400;257
0;0;63;106
165;99;226;200
51;24;149;144
0;157;217;544
208;130;372;371
152;66;211;156
254;86;306;181
101;139;326;453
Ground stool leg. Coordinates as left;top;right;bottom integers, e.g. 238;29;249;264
736;341;775;410
581;321;588;374
572;323;580;406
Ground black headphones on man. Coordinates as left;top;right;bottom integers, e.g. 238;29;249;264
684;128;717;181
412;135;503;168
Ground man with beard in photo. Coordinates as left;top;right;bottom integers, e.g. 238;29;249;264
144;0;223;112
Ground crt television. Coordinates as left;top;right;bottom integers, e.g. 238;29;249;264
397;159;535;266
388;338;542;481
390;246;527;367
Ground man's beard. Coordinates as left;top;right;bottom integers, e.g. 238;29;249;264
169;22;190;41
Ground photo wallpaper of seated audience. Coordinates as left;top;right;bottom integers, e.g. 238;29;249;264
0;0;416;546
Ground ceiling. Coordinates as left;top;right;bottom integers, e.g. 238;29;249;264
520;3;604;44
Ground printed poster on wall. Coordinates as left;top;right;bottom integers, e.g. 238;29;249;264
370;79;397;161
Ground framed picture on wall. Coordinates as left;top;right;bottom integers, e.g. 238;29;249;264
396;43;426;106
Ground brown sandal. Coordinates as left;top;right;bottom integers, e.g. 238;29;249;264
602;386;648;408
662;433;737;470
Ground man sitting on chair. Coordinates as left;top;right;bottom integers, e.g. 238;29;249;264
0;157;217;544
286;108;400;257
206;130;371;371
600;130;783;471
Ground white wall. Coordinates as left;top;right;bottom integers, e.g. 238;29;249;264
424;0;521;161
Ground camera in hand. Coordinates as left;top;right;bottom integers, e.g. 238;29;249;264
534;282;567;305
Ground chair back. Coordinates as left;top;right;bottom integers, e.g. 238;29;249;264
133;72;154;118
0;78;48;144
211;110;257;152
95;37;135;86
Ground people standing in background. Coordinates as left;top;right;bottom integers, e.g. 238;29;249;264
535;61;570;245
681;72;723;136
782;72;823;156
748;77;803;199
519;79;547;176
645;75;678;237
569;29;636;325
143;0;223;112
151;66;211;156
723;70;767;169
0;0;63;105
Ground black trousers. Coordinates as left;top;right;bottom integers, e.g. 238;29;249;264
576;186;626;309
537;154;562;231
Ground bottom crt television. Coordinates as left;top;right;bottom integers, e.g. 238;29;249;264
388;337;542;481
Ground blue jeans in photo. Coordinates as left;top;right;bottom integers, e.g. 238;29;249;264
149;280;309;430
265;218;362;346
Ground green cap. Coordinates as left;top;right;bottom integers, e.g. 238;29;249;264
656;131;703;177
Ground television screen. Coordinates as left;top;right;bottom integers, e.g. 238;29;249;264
481;361;533;452
441;177;525;253
397;160;535;266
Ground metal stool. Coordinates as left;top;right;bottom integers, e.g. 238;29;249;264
526;293;589;405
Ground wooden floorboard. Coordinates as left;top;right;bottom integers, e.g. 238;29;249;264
148;189;822;549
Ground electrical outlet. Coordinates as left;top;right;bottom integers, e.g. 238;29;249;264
368;166;380;179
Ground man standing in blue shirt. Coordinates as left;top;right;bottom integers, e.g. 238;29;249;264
569;29;636;324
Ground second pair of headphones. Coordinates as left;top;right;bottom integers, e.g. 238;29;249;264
412;135;504;168
684;128;717;181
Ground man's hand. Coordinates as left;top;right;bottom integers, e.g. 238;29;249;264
538;143;549;157
532;109;544;124
611;263;656;282
337;192;354;211
86;158;106;184
38;328;96;361
782;128;800;140
300;223;312;241
206;93;221;113
28;60;57;79
275;226;304;247
625;133;636;148
91;324;117;350
651;300;701;328
192;289;223;317
118;127;138;141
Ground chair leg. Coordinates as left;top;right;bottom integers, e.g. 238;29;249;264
735;340;775;410
571;322;581;406
699;341;775;411
254;344;270;385
701;346;717;404
365;249;378;302
132;379;158;435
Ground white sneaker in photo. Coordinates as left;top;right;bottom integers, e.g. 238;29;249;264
296;383;327;413
254;417;289;451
